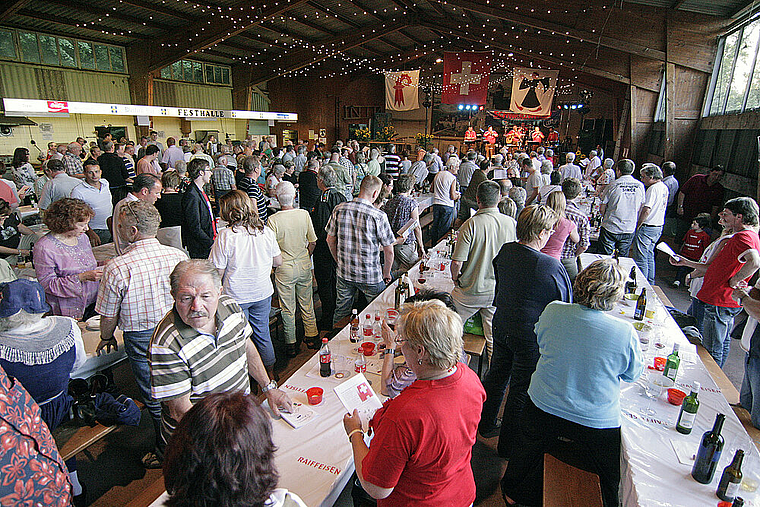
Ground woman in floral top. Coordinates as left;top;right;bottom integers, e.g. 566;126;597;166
383;174;424;276
33;198;102;319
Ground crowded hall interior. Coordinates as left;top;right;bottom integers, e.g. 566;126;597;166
5;0;760;504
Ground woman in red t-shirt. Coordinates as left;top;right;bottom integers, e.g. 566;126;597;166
343;301;485;507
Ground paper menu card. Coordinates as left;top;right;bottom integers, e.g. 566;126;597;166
333;373;383;428
397;218;418;239
656;242;681;262
279;400;319;429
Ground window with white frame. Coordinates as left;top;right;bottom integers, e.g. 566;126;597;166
705;16;760;116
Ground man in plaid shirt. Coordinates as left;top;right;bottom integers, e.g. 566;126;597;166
560;178;591;280
326;175;395;327
95;200;188;468
211;156;236;203
62;143;84;176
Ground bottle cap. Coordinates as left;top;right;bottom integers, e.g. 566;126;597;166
692;381;700;393
673;343;680;352
322;337;328;343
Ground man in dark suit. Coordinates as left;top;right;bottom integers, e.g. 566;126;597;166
181;159;216;259
99;140;131;205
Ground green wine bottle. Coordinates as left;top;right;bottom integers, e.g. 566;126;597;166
676;382;700;434
663;343;681;382
717;449;744;501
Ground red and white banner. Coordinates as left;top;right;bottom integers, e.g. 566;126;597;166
442;52;491;105
510;67;559;117
385;70;420;111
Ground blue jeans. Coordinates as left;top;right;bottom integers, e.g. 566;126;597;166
432;204;455;244
334;277;386;327
123;329;162;423
741;323;760;428
688;297;707;335
597;227;634;256
630;224;662;285
701;302;741;368
240;297;276;367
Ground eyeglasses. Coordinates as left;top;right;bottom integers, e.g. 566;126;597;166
123;202;139;224
394;336;407;344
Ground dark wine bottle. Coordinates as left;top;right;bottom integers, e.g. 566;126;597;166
634;288;647;321
717;449;744;501
692;413;726;484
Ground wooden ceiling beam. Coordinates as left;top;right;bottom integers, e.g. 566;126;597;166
112;0;193;20
308;0;360;28
432;0;666;62
45;0;174;31
0;0;32;23
246;19;408;86
284;14;338;36
145;0;310;73
15;9;139;38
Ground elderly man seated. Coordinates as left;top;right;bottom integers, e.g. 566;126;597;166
149;259;293;448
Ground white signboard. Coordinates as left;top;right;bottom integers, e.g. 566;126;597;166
3;98;298;122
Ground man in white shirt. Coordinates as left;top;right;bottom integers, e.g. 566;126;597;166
559;152;582;181
630;164;669;284
148;131;164;157
598;159;645;256
71;160;113;244
161;137;185;170
584;150;602;180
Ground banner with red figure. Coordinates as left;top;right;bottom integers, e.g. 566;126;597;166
385;70;420;111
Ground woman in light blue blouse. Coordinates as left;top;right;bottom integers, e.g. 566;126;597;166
502;258;644;507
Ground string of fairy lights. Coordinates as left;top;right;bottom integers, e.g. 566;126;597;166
66;0;617;100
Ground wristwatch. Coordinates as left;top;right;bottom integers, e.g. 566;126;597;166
261;380;278;393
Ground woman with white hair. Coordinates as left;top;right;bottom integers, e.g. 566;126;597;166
595;158;616;195
502;259;643;507
267;182;319;357
343;300;485;506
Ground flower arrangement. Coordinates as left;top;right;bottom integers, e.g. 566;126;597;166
356;127;371;142
378;125;398;142
415;132;434;147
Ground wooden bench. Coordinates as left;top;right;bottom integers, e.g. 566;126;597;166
696;344;760;451
651;285;673;307
543;453;603;507
463;333;487;377
125;477;165;507
54;399;145;462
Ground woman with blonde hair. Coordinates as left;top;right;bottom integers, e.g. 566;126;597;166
502;259;643;507
343;300;484;506
540;190;579;260
210;190;282;377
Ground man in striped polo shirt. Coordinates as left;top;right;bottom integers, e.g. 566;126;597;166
383;143;401;179
149;259;293;446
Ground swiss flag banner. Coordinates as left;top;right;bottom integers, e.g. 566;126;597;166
442;52;491;105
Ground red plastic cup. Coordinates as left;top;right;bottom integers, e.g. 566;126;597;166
362;342;375;356
667;388;687;406
654;357;666;371
306;387;323;405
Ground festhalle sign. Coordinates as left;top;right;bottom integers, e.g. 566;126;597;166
3;98;297;121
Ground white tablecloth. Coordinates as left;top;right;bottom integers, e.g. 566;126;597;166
579;253;760;506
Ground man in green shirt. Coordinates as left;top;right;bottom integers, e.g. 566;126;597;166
450;180;517;368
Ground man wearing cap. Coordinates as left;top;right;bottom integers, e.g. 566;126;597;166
96;200;187;468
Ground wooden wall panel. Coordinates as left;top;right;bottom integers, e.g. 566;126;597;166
268;75;384;147
630;56;663;93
